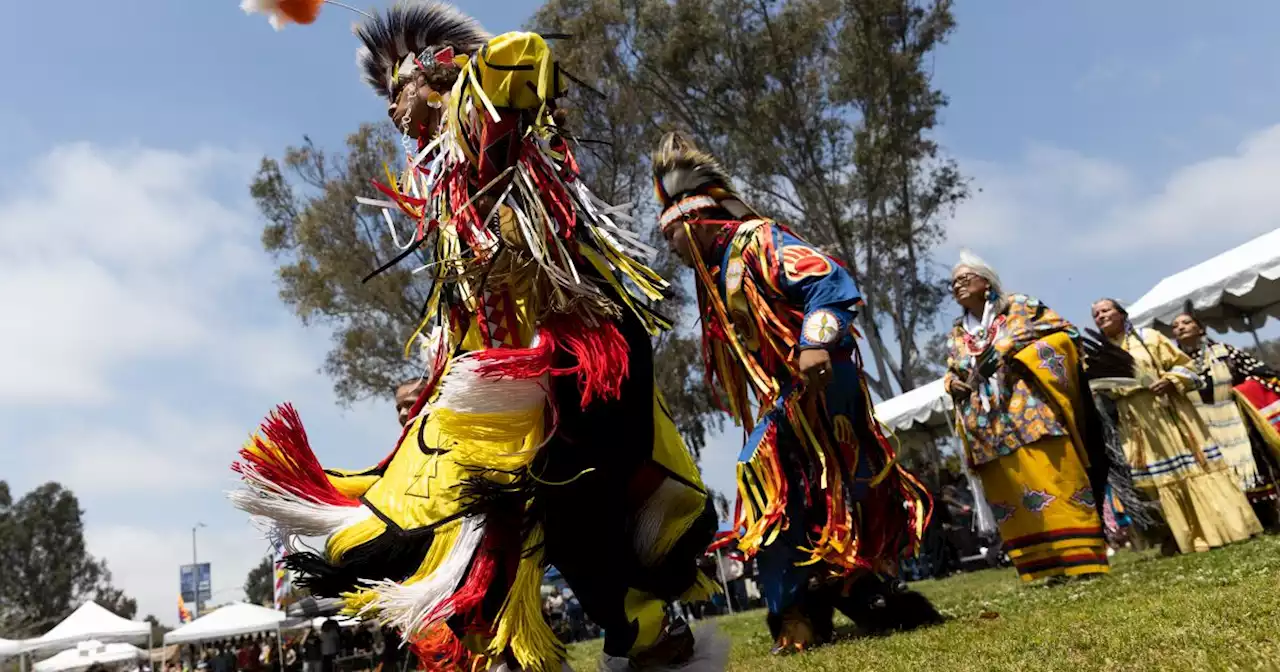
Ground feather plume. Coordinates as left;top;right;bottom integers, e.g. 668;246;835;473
354;1;490;99
651;132;738;207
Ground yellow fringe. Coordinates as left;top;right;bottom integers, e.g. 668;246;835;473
486;525;564;672
645;481;707;566
341;518;464;616
325;515;387;565
678;571;721;603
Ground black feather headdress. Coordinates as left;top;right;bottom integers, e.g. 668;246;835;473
354;1;490;100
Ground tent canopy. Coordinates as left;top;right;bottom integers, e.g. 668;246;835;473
1128;227;1280;333
1;638;20;660
22;602;150;654
874;379;952;432
163;603;290;645
34;641;144;672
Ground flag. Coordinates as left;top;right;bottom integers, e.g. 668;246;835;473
178;594;193;623
272;540;290;610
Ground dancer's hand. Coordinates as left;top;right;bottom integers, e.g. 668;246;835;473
798;348;833;392
1149;378;1177;396
947;379;973;401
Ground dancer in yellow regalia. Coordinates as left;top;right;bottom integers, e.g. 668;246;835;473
228;2;723;670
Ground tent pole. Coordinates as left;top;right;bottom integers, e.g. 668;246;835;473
1246;313;1265;351
714;548;733;615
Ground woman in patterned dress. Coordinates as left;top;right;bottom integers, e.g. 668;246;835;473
1171;310;1280;530
1089;299;1262;554
944;252;1113;583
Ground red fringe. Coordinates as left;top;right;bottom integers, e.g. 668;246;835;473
470;336;556;380
422;533;498;627
232;404;359;508
520;143;577;238
544;316;629;407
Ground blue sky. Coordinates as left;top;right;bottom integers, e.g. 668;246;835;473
3;0;1279;625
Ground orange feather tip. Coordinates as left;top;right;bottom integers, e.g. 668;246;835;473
239;0;325;31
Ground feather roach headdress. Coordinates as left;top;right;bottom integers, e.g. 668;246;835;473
354;1;491;100
651;132;757;227
652;132;736;206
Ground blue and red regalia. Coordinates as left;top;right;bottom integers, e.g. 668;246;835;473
651;132;941;653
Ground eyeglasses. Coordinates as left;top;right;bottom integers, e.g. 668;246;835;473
951;273;981;289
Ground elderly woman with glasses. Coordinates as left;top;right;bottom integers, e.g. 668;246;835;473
944;251;1120;583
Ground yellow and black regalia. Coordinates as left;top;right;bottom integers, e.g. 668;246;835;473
229;3;719;670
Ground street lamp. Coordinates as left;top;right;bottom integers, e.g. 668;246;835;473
192;523;206;617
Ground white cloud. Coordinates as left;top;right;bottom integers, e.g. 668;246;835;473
0;144;263;405
41;407;248;497
0;141;394;627
950;123;1280;266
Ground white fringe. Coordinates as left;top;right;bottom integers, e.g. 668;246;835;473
427;348;550;417
357;515;487;637
227;489;371;544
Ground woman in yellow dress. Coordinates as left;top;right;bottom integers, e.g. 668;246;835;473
1171;309;1280;530
1088;299;1262;554
944;252;1128;583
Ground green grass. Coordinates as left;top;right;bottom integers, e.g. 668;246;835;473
567;534;1280;671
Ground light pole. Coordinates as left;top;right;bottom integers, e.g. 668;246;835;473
192;522;206;618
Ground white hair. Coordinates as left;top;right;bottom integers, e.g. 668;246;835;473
951;249;1003;297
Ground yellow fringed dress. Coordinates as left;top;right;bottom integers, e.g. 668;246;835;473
1091;329;1262;553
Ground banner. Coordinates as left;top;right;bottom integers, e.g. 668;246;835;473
180;563;212;604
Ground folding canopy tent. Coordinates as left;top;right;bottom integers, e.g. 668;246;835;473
20;602;151;654
1;639;20;661
872;380;996;537
875;378;952;432
33;641;145;672
1128;227;1280;343
163;603;293;645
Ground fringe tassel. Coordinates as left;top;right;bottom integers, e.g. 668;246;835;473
731;422;787;556
229;404;366;548
678;572;721;604
544;315;630;407
632;478;706;568
421;529;499;628
1094;393;1158;530
358;516;487;638
486;525;565;672
432;341;555;416
408;624;472;671
232;404;361;507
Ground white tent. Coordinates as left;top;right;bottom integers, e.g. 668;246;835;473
1;638;20;660
21;602;151;654
163;603;291;645
874;378;952;432
33;641;144;672
873;379;997;536
1128;227;1280;337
